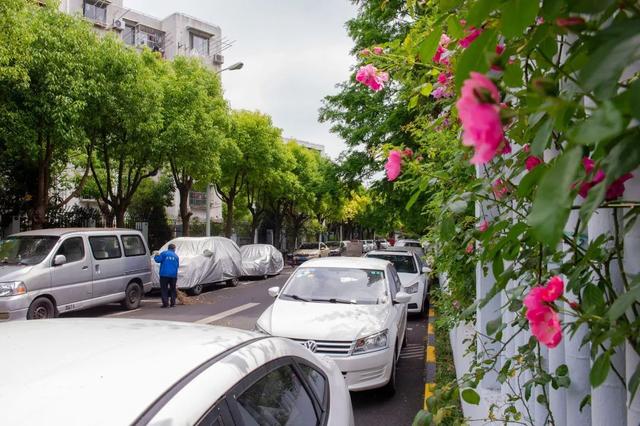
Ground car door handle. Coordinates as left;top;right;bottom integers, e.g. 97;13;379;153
82;266;88;270
95;264;101;274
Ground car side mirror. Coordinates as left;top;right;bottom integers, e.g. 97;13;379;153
203;249;213;257
53;254;67;266
268;286;280;298
422;266;432;273
394;291;411;304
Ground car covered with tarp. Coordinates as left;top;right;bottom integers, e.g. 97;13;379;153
240;244;284;277
152;237;243;295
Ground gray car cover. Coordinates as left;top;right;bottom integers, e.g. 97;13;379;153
152;237;243;289
240;244;284;277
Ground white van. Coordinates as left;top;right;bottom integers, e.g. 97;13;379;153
0;228;152;320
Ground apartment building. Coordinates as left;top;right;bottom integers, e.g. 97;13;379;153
58;0;225;229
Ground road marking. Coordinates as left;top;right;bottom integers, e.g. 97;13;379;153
195;302;261;324
107;308;141;317
426;346;436;362
428;308;435;318
423;309;437;411
428;323;434;335
424;383;435;403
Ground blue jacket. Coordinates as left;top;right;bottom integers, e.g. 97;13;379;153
154;249;179;278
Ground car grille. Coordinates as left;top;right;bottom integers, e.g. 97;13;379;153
290;338;353;357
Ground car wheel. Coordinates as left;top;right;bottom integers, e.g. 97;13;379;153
27;297;56;320
122;282;142;310
382;346;398;396
226;278;239;287
187;284;203;296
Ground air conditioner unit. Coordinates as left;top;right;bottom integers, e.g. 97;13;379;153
212;54;224;65
113;19;126;31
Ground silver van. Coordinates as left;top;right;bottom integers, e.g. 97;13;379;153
0;228;152;321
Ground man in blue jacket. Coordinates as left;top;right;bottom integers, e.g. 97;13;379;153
154;243;179;308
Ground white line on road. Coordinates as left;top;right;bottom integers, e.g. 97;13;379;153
195;302;261;324
107;308;141;317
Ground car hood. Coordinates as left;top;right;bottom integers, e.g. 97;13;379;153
293;249;319;256
0;264;34;281
259;300;390;341
397;272;420;286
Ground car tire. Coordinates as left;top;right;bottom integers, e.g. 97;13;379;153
187;284;203;296
226;278;239;287
27;297;56;320
382;346;398;397
122;282;142;310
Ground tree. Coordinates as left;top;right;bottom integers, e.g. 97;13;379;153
85;38;164;227
160;57;228;236
128;177;174;250
215;110;282;238
0;2;98;228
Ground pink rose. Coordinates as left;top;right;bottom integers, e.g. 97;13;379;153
540;276;564;302
606;173;633;200
556;17;586;27
578;157;633;200
437;73;449;84
493;178;509;199
459;27;482;48
523;144;531;153
536;17;545;26
403;148;414;158
439;33;451;47
360;48;371;56
525;155;543;171
385;150;402;181
465;243;474;254
432;86;453;99
456;73;504;164
356;64;390;92
433;45;450;65
527;305;562;348
524;287;545;311
478;220;489;232
372;46;384;55
495;44;505;55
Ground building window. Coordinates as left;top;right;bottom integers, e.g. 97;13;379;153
190;33;209;56
83;1;107;24
123;24;135;46
189;191;207;208
137;25;165;53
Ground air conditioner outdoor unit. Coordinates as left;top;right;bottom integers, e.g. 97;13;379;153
212;54;224;65
113;19;126;31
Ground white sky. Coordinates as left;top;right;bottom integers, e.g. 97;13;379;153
124;0;358;159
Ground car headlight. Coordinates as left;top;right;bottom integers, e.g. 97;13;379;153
254;322;270;335
0;281;27;297
405;282;419;294
353;330;388;355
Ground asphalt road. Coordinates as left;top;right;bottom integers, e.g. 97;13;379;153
63;266;429;426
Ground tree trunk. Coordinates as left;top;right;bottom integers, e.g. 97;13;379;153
115;207;126;228
32;164;48;230
178;184;192;236
224;195;235;238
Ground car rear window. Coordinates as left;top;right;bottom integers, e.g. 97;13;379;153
121;235;146;257
89;236;122;260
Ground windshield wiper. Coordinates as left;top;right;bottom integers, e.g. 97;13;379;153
281;293;311;302
312;298;357;304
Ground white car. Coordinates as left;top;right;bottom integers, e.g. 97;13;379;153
256;257;410;394
0;319;354;426
394;239;425;257
366;249;430;314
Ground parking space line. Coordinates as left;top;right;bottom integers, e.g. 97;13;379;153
195;302;261;324
107;308;141;317
423;309;437;410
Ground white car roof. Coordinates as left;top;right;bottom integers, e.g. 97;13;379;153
300;256;390;270
396;239;420;243
0;319;262;425
367;250;414;257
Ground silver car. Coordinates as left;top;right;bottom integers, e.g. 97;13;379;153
0;228;152;321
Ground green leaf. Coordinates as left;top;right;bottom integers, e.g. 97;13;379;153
568;0;616;13
602;130;640;180
607;283;640;321
440;0;464;9
503;62;523;87
461;388;480;405
420;83;433;96
467;0;498;26
590;352;611;387
628;366;640;403
579;178;606;226
406;189;422;211
580;19;640;99
582;284;605;314
418;30;442;64
579;395;591;412
531;117;553;156
440;216;455;240
528;147;581;248
500;0;539;39
455;29;497;91
486;317;502;336
409;95;419;110
568;101;624;146
446;15;464;39
556;364;569;376
412;410;433;426
517;164;546;198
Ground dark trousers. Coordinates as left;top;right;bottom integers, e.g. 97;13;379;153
160;276;177;307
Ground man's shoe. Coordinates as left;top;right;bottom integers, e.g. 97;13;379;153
170;304;175;307
161;304;169;308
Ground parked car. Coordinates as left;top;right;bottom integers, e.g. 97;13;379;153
366;249;430;314
394;239;425;257
361;240;374;253
256;257;410;394
240;244;284;278
375;239;391;249
0;228;151;321
326;240;347;256
0;319;354;426
291;242;330;264
152;237;243;296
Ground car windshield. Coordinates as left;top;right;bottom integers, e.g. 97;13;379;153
326;242;341;248
0;236;59;265
401;241;421;247
281;267;388;305
298;243;319;250
368;254;417;274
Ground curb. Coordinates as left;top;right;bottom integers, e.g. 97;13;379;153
424;308;436;410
